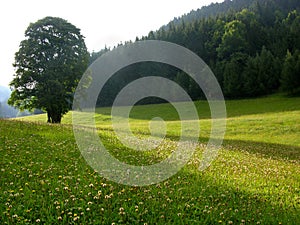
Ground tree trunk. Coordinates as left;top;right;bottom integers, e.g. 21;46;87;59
47;110;52;123
47;109;62;123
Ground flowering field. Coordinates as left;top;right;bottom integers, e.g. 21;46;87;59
1;96;300;224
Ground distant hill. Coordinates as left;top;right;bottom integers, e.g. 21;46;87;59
0;86;43;118
0;86;10;102
162;0;300;29
0;86;18;118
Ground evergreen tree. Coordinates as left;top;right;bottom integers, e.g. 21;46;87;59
281;50;300;95
223;53;248;97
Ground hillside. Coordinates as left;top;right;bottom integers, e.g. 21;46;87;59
163;0;300;27
2;96;300;223
16;95;300;147
90;0;300;107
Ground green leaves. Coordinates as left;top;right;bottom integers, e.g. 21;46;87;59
9;17;89;123
217;20;249;60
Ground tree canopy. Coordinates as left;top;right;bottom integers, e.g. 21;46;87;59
9;17;89;123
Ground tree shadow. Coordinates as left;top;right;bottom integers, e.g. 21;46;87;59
167;167;300;224
222;139;300;161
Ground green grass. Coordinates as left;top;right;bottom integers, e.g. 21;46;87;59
1;95;300;224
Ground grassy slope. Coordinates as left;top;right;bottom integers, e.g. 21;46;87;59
1;95;300;224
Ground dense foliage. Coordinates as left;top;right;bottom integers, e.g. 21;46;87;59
92;0;300;106
8;17;89;123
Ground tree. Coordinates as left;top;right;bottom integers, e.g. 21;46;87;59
223;53;248;97
8;17;89;123
217;20;249;60
284;10;300;52
257;46;281;92
243;55;261;97
281;50;300;95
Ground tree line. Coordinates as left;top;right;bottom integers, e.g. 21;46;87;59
92;0;300;106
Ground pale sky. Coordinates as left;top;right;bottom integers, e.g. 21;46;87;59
0;0;223;87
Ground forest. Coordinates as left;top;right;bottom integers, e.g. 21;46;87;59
90;0;300;106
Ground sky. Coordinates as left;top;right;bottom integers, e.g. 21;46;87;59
0;0;223;87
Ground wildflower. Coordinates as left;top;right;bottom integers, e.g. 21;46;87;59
58;216;62;221
36;219;41;223
119;207;125;215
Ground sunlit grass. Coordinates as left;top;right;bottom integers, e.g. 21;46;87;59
2;95;300;224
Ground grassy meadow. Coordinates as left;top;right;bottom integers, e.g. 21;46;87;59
0;95;300;224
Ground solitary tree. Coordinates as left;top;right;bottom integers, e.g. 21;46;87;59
8;17;89;123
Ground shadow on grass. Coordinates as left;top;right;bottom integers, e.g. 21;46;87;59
166;167;300;224
222;139;300;161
